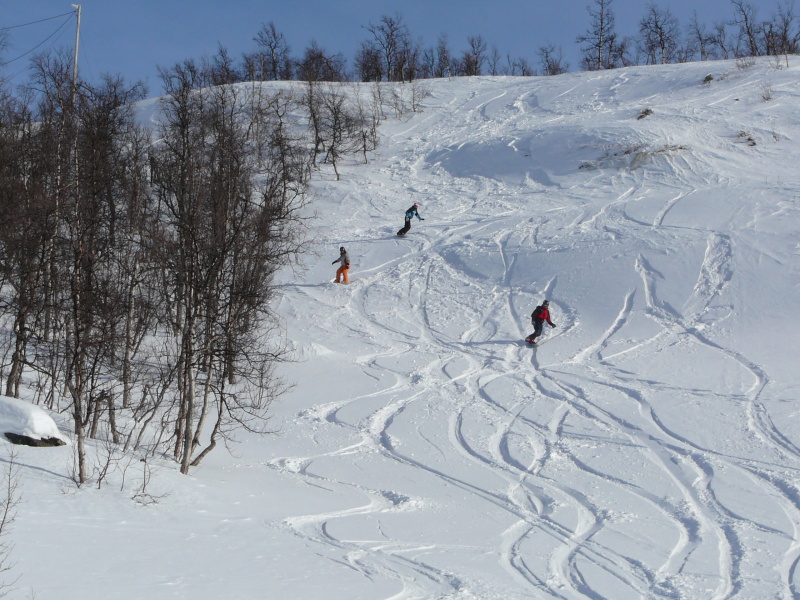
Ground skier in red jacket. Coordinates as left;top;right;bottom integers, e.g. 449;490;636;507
525;300;556;345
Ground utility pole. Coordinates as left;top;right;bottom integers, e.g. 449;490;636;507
71;4;81;107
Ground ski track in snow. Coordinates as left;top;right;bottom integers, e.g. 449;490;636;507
268;64;800;600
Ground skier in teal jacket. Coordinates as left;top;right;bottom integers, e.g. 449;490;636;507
397;202;424;236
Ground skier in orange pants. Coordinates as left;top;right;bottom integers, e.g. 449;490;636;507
332;247;350;283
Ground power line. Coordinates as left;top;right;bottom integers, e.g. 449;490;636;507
1;11;75;31
1;12;76;66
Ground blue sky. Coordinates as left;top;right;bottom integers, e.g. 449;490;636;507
3;0;744;93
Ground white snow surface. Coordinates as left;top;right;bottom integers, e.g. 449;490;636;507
5;58;800;599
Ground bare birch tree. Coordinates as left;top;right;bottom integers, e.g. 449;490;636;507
153;62;311;473
638;2;681;64
577;0;630;69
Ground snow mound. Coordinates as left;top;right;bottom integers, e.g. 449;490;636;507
0;395;69;445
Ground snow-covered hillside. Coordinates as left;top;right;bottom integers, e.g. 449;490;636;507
6;57;800;599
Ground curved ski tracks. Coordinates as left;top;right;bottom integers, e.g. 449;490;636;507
269;80;800;599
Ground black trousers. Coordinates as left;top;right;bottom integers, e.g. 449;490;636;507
397;218;411;235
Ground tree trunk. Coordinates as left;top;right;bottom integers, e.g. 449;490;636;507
122;258;140;409
5;312;26;398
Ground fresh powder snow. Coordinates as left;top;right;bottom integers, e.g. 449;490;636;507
4;57;800;599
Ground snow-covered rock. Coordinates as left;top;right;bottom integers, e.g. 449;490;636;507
0;395;68;446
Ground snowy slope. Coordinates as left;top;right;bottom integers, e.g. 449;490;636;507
6;57;800;600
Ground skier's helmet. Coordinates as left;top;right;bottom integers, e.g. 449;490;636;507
340;247;345;252
413;202;418;207
542;300;549;306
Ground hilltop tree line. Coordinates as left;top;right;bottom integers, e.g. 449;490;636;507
0;48;394;482
165;0;800;86
577;0;799;70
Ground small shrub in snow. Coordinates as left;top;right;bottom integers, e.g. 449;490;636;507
410;80;430;113
0;450;20;596
738;131;757;146
761;81;773;102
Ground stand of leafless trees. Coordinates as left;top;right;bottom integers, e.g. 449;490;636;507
0;48;394;482
576;0;800;71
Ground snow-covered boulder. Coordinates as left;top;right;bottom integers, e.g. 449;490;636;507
0;395;68;447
